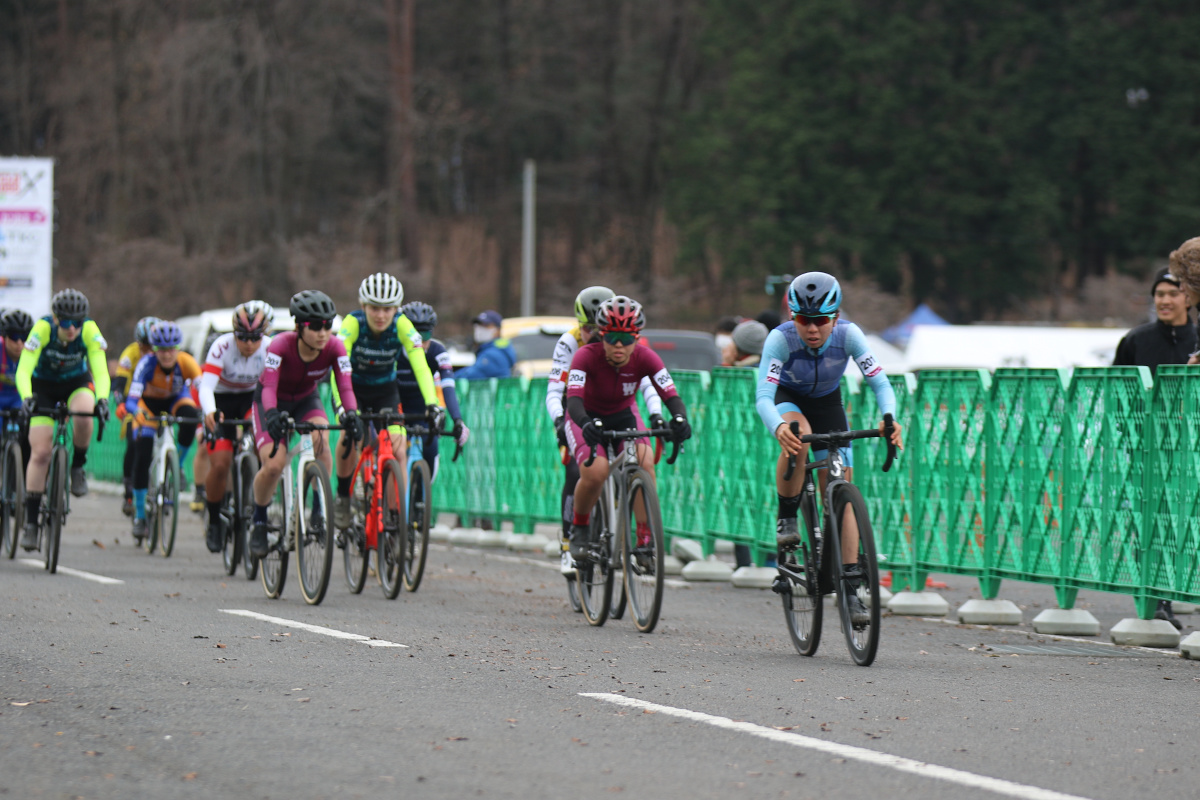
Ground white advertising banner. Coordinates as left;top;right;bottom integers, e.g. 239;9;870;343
0;157;54;319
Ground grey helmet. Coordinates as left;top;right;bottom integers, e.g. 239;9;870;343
574;286;616;326
786;272;842;316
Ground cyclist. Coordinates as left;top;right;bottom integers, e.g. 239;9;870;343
250;290;359;558
188;327;225;516
547;286;665;575
330;274;440;531
113;316;159;517
17;289;111;551
755;272;903;622
198;301;274;552
123;321;203;543
0;309;34;469
563;295;691;563
396;300;469;483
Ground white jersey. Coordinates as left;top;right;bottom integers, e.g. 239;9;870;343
198;332;272;415
545;328;663;420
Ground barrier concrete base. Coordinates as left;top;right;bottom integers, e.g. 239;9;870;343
1173;602;1197;614
430;523;453;542
731;566;776;589
448;527;484;546
533;522;561;538
1031;608;1100;636
714;539;734;554
1180;632;1200;659
436;513;459;529
663;555;684;576
476;530;507;548
878;586;894;606
957;599;1022;626
682;558;734;582
499;520;515;533
506;532;549;552
671;538;704;564
887;591;949;617
1110;618;1181;648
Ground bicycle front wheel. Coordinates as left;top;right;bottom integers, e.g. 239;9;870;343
45;447;67;574
784;496;823;656
296;460;334;605
831;483;881;666
260;477;289;599
342;461;370;594
157;449;180;557
378;459;407;600
1;440;25;560
239;453;259;580
578;498;613;627
402;458;430;592
622;468;664;633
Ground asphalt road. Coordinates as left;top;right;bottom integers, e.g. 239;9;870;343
3;491;1198;800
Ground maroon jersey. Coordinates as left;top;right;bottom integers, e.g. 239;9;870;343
260;331;357;410
566;342;679;416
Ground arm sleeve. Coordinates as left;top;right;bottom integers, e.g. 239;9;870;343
83;321;111;398
643;351;680;403
566;394;589;428
430;346;462;421
545;332;575;420
260;342;282;410
330;315;359;411
844;323;896;416
331;340;357;412
198;338;224;415
397;317;438;406
755;329;790;436
125;355;151;413
16;319;50;399
638;377;664;416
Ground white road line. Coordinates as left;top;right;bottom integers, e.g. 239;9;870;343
18;559;124;585
220;609;407;647
581;693;1095;800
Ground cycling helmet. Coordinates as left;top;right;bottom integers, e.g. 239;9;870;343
574;286;615;326
595;296;645;333
787;272;842;316
148;320;183;348
233;300;274;335
289;290;337;324
52;288;89;320
358;273;404;307
1;309;34;341
400;301;438;333
134;316;161;348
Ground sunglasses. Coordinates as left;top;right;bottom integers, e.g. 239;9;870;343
235;331;264;342
303;319;334;331
154;345;178;353
794;314;834;327
603;331;637;346
418;329;433;342
58;318;84;330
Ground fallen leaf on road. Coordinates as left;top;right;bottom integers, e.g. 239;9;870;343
446;737;467;741
214;643;226;649
92;539;105;549
164;592;179;598
183;772;197;781
297;698;310;703
774;726;796;731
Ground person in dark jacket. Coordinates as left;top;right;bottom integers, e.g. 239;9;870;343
1112;268;1195;630
455;310;517;380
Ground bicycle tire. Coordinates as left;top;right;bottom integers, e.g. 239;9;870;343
377;459;407;599
577;496;613;627
157;449;179;557
144;468;160;555
783;496;823;657
342;459;370;594
45;447;67;574
221;487;239;576
623;468;665;633
402;458;430;592
1;439;24;560
239;453;259;580
609;574;627;620
296;460;334;605
565;571;583;613
260;477;288;599
831;483;881;666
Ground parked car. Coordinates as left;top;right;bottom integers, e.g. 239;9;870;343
501;316;577;378
638;329;721;372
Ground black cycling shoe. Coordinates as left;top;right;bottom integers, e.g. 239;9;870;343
776;517;800;550
567;523;592;564
20;521;39;551
205;520;223;553
1155;600;1183;631
131;518;147;544
842;564;871;627
70;467;88;497
249;520;269;558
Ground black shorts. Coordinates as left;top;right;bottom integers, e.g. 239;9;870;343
211;391;256;442
773;384;848;435
353;381;400;415
30;374;94;415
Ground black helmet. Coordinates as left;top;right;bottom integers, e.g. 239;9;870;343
52;288;89;321
400;301;438;333
0;309;33;340
289;290;336;324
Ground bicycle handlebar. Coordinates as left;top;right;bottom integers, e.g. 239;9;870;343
783;413;897;479
395;410;464;463
201;414;254;446
266;412;354;459
30;403;108;442
582;421;682;468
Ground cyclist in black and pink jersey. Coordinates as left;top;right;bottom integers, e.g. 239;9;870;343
563;295;691;563
248;290;361;558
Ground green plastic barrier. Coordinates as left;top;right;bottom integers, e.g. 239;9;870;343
851;373;915;579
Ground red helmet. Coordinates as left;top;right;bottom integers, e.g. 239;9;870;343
595;296;645;333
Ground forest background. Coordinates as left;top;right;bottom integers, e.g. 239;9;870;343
3;0;1198;340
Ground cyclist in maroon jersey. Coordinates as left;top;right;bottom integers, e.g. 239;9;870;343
563;296;691;563
248;290;362;558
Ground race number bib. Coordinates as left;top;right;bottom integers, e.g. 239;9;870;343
766;358;783;385
264;352;282;370
854;352;883;379
567;369;586;389
337;355;352;374
652;368;675;392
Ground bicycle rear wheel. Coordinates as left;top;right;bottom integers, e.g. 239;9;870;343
622;468;664;633
378;459;407;599
831;483;881;666
221;490;240;576
1;440;24;560
45;447;67;574
577;498;613;627
342;463;369;593
784;496;823;656
143;471;160;555
157;449;179;557
238;454;259;580
260;478;288;599
402;458;430;592
296;460;334;605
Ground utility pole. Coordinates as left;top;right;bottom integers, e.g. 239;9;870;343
521;160;536;316
387;0;419;272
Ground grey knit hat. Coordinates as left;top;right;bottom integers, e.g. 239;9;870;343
731;320;768;356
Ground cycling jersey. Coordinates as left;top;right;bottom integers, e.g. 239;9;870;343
396;338;461;422
17;316;110;399
125;351;202;411
0;340;21;410
260;331;356;411
754;319;896;435
338;310;430;386
198;332;272;415
565;343;680;418
545;327;662;421
114;341;149;398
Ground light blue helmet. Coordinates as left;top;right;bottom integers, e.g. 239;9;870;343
787;272;842;316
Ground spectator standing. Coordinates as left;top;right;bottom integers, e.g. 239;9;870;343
722;320;768;368
455;309;516;380
714;316;739;356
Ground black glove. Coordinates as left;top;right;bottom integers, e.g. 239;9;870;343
426;404;445;432
339;409;362;443
669;415;692;443
452;418;465;443
264;407;286;442
20;395;37;421
95;398;110;424
581;418;605;448
649;413;665;433
553;416;568;448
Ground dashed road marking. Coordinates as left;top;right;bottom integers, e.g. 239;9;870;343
581;693;1095;800
221;609;408;647
19;559;124;585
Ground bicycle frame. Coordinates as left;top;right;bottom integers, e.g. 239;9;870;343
349;419;401;552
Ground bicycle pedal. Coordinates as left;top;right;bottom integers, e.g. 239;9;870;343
771;575;791;595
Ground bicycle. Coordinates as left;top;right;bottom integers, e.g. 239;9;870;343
138;412;189;558
258;413;346;605
341;410;409;599
773;414;896;666
575;420;682;633
400;411;463;593
202;417;259;577
29;404;104;574
0;409;26;560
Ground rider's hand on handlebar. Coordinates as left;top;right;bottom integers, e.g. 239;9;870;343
20;395;37;421
264;407;286;442
552;416;567;448
581;419;604;447
339;409;363;443
426;404;445;433
880;417;904;450
95;398;110;424
452;418;470;446
774;420;804;457
648;413;665;432
668;415;691;443
204;410;221;432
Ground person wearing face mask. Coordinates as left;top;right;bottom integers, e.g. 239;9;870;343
455;309;517;380
713;316;739;358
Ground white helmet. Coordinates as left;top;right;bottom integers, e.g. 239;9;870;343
358;272;404;307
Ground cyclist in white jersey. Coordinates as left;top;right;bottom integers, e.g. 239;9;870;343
198;302;273;552
546;286;664;577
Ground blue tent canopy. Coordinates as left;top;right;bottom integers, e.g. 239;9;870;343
881;303;948;348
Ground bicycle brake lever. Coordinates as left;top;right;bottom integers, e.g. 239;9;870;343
881;413;896;473
783;420;801;480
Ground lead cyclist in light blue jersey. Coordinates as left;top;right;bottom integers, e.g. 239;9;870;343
755;272;903;619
